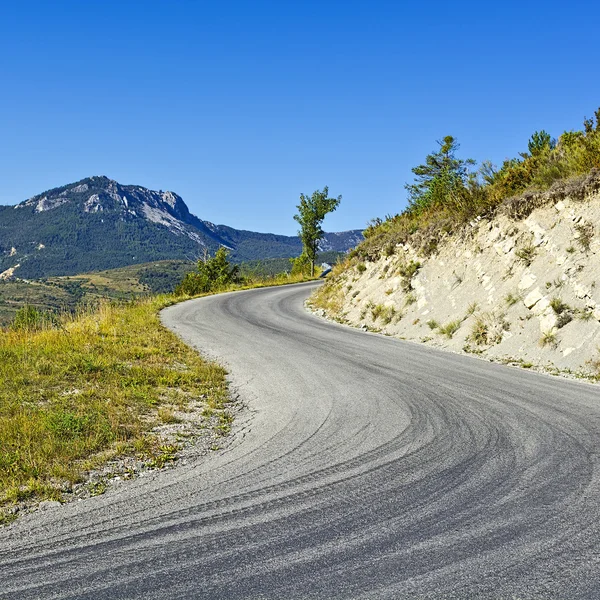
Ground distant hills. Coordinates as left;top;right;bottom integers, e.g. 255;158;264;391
0;176;363;279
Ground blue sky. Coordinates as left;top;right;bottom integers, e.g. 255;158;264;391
1;1;599;235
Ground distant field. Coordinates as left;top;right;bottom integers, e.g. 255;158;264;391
0;260;196;326
0;253;344;326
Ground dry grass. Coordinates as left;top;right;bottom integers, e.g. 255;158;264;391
309;280;346;316
438;320;461;339
0;296;229;516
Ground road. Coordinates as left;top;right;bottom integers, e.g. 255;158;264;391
2;281;600;599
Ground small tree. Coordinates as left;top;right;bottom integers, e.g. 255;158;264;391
405;136;475;215
293;186;341;277
175;247;239;295
527;130;556;156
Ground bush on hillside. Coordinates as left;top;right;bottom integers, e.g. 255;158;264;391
175;247;240;296
356;107;600;262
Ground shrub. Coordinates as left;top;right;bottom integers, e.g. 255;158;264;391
347;107;600;266
549;297;569;314
578;308;595;321
175;248;240;295
468;312;510;345
470;317;489;345
405;292;417;305
397;260;421;292
380;306;397;325
371;304;385;320
357;263;367;273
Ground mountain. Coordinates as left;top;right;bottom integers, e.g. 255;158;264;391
0;176;363;278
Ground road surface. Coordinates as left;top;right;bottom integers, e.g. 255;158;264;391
2;281;600;599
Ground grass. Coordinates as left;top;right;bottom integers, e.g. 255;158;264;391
0;269;318;521
549;297;569;314
0;295;231;516
505;291;521;307
539;331;558;348
515;244;537;266
466;301;478;316
0;259;321;327
310;280;346;317
404;292;417;306
438;319;461;339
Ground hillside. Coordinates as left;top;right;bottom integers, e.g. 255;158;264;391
0;176;362;278
311;110;600;379
312;175;600;378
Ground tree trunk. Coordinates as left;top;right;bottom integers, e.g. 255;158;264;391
310;260;314;277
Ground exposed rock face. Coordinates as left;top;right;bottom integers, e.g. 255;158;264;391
19;176;201;242
0;265;18;280
313;190;600;378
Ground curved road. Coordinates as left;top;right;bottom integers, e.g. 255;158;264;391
2;281;600;599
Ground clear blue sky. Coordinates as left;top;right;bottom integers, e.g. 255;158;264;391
1;1;599;235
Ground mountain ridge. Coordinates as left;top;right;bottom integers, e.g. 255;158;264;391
0;176;363;278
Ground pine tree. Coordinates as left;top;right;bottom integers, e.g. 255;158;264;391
405;136;475;214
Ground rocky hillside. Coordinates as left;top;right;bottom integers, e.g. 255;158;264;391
0;176;362;278
311;172;600;379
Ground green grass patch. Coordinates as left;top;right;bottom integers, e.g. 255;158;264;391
0;295;229;514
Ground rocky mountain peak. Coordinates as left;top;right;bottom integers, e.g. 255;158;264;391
17;176;189;221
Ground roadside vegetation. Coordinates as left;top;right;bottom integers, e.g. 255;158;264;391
356;107;600;261
0;252;342;327
0;296;229;523
0;247;323;524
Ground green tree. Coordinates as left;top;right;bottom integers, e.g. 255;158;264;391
290;252;311;276
293;186;342;277
175;247;239;295
405;136;475;214
527;130;555;156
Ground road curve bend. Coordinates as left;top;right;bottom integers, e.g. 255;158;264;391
2;281;600;599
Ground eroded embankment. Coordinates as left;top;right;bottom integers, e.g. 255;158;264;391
311;183;600;379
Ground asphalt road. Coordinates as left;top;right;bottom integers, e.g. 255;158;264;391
2;281;600;599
